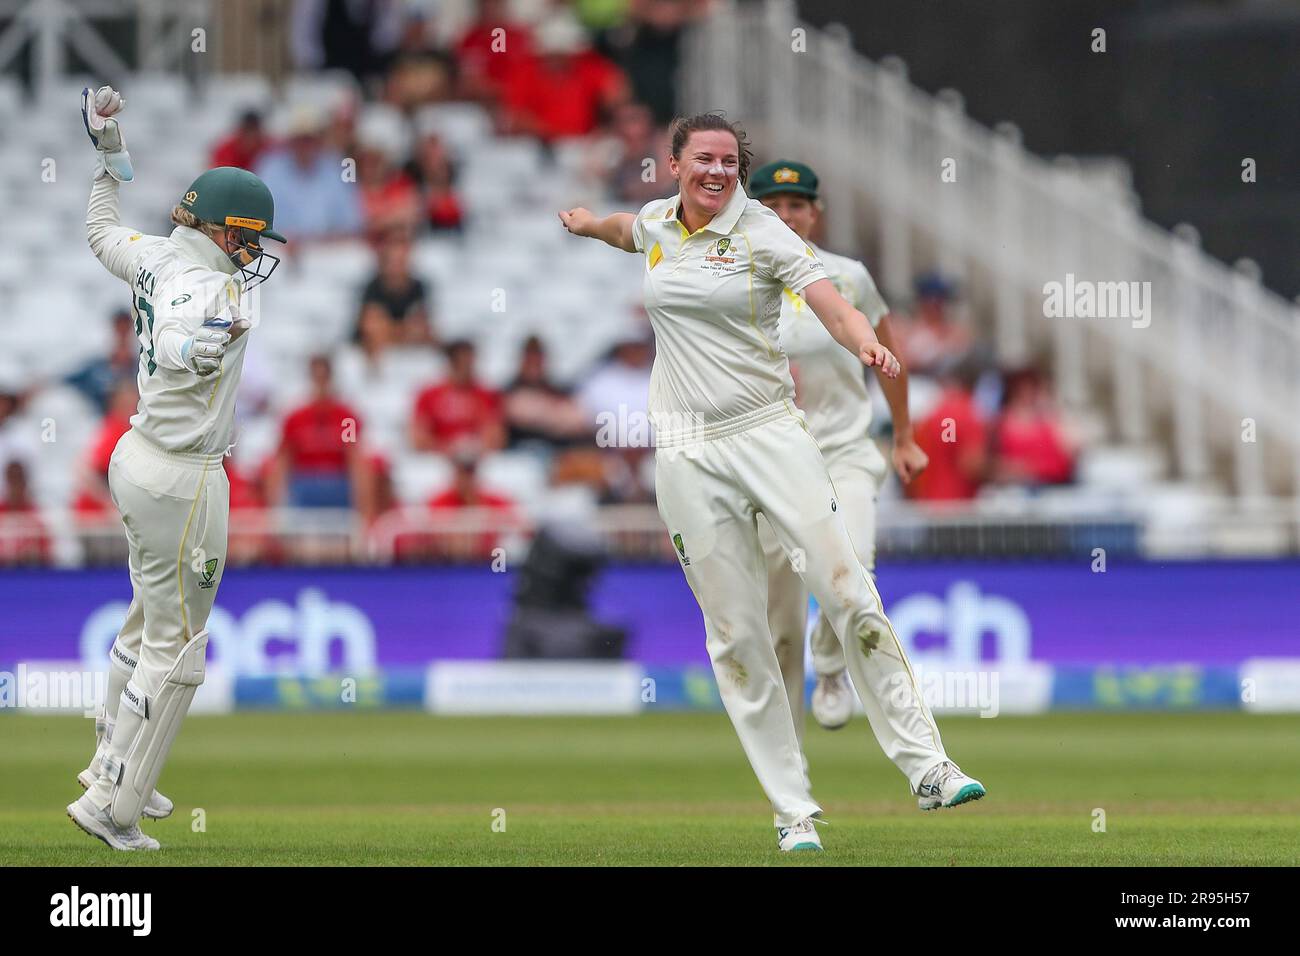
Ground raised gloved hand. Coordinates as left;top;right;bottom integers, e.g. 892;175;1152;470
81;85;134;183
181;316;234;376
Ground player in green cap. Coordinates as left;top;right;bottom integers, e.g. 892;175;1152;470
748;160;977;810
68;85;284;850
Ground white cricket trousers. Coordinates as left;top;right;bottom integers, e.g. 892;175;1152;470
85;427;227;809
655;403;947;826
760;439;944;791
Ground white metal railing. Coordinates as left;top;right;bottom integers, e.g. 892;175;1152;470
6;500;1300;566
681;0;1300;499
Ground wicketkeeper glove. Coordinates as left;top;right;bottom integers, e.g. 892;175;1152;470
81;85;134;183
181;317;234;376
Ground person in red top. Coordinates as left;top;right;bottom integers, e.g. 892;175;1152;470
0;459;50;564
210;110;269;171
411;340;506;454
73;379;138;516
426;451;516;560
269;355;369;513
455;0;536;103
908;366;989;502
992;367;1076;487
499;14;628;142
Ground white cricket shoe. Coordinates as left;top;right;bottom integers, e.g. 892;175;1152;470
67;795;160;851
78;765;173;820
917;761;986;811
777;817;824;852
811;671;853;730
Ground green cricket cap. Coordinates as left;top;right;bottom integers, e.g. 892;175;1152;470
179;166;285;243
749;160;819;200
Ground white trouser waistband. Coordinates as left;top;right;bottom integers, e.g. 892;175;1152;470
653;401;798;448
120;427;225;470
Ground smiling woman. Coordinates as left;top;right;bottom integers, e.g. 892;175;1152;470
557;111;981;849
666;113;753;231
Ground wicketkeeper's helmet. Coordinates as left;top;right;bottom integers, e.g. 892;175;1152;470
179;166;285;288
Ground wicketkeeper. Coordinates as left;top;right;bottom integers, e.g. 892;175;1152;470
68;85;283;850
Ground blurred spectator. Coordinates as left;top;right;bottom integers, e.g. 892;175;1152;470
991;367;1077;487
591;101;673;204
596;0;704;125
379;8;457;113
429;451;515;512
254;106;363;241
355;230;434;345
426;450;517;560
73;380;138;516
896;273;974;377
224;458;276;565
408;125;464;231
290;0;403;80
455;0;536;103
385;49;458;112
0;388;35;477
576;332;653;427
65;309;139;412
322;88;361;158
268;356;371;515
552;445;653;505
500;12;628;142
908;363;989;502
503;336;590;451
411;340;506;454
210;110;270;171
0;460;50;565
355;106;421;237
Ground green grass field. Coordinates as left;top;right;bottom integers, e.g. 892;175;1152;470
2;711;1297;866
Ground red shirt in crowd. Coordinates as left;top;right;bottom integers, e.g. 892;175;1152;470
211;133;268;172
280;399;361;473
412;383;503;450
428;488;515;512
909;388;987;502
0;498;50;563
994;413;1074;485
501;51;623;140
74;414;132;514
361;172;420;228
456;20;535;94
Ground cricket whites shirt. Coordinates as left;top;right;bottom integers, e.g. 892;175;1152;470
631;183;827;439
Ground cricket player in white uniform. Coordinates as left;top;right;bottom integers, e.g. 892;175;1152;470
748;161;982;814
560;114;984;851
67;86;284;850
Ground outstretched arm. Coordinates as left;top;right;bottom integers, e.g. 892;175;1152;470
801;278;901;379
558;208;637;253
87;176;144;283
83;85;142;282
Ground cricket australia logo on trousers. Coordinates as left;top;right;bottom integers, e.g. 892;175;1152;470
673;533;690;566
198;557;219;589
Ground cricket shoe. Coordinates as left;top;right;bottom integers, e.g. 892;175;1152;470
917;761;986;811
67;795;160;852
78;764;173;820
777;817;824;852
811;670;853;730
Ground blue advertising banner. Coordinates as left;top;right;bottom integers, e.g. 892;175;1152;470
1;561;1297;677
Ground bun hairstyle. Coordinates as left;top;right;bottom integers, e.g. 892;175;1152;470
668;112;753;185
